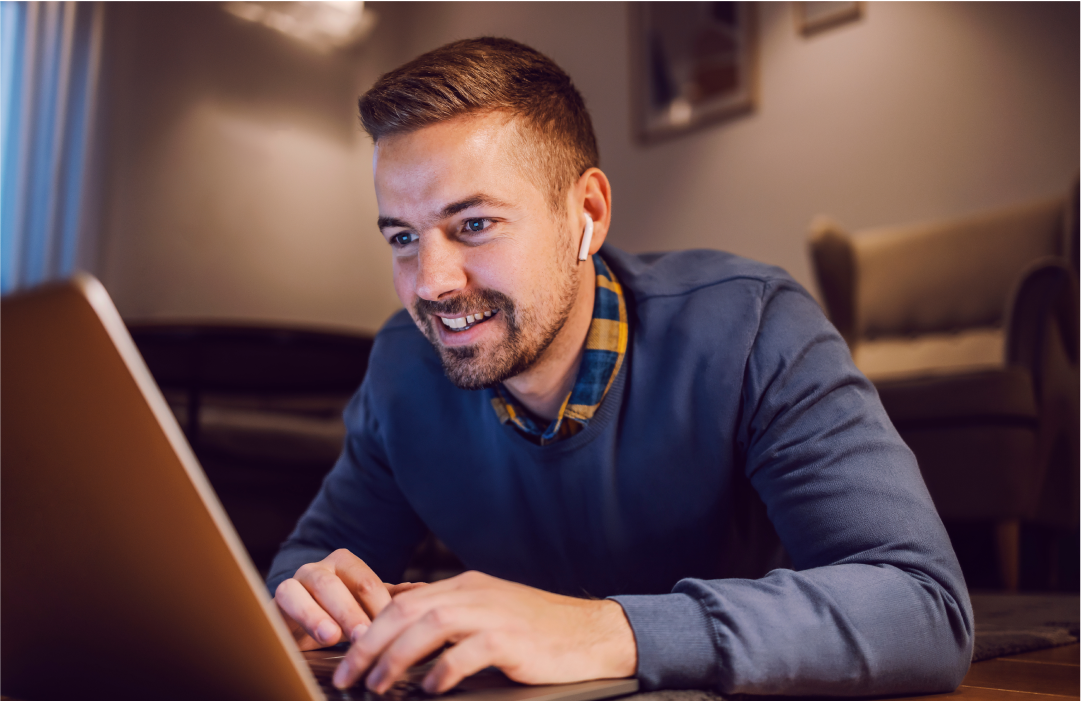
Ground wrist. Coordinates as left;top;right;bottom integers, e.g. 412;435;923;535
590;599;638;678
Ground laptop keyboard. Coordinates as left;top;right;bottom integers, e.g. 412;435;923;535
306;652;462;701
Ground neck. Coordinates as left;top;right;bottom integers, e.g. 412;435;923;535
503;257;595;421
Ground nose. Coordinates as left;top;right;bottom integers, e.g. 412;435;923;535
414;231;468;301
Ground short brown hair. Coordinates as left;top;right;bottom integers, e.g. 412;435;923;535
358;37;599;211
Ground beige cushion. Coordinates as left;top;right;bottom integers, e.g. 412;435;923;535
854;197;1065;338
853;327;1004;382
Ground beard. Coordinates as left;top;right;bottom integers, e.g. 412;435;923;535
412;252;580;391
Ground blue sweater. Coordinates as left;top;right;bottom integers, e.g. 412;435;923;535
267;247;973;695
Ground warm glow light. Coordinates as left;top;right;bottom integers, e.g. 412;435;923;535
222;1;376;52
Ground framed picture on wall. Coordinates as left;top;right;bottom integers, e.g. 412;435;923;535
630;2;757;144
796;2;863;36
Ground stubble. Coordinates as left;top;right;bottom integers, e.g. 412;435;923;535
413;233;580;390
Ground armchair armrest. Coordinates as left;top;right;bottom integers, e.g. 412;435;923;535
1005;258;1079;529
1004;258;1079;401
808;216;856;344
1066;178;1078;275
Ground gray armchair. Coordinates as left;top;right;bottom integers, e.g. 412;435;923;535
809;189;1079;590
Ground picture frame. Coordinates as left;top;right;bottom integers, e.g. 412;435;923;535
630;2;758;144
796;1;863;36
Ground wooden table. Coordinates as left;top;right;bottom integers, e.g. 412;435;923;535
1;644;1077;700
918;644;1079;700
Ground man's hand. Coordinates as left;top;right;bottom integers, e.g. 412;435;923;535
331;570;637;693
274;549;426;650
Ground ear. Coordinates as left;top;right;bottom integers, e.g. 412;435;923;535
573;168;612;258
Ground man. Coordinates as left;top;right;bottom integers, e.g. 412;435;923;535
268;38;973;696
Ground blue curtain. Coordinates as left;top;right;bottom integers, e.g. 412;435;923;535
1;1;103;294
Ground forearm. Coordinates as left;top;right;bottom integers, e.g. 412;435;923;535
613;563;972;695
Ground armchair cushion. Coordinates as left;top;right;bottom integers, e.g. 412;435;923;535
854;327;1003;382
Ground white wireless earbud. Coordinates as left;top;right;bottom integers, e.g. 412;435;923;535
578;212;594;261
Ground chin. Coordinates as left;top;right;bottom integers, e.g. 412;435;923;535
437;344;519;390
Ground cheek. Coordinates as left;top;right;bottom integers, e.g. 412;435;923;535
392;260;417;307
467;242;536;294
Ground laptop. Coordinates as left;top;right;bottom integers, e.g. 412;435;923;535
0;274;640;701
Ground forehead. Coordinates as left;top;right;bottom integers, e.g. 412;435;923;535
373;112;544;220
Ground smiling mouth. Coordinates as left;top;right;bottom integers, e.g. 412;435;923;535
439;309;498;332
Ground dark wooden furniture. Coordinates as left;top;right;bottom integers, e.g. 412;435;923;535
4;644;1076;696
922;643;1079;701
128;323;374;575
809;187;1080;591
128;321;465;582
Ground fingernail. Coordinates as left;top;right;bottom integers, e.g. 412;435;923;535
366;665;385;692
350;623;369;642
333;659;352;689
315;620;337;645
422;673;439;695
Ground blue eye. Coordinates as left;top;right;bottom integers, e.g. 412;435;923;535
392;232;415;246
465;219;487;232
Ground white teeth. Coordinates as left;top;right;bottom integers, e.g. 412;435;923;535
439;311;495;330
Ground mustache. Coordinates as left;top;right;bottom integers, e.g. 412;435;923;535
414;290;515;317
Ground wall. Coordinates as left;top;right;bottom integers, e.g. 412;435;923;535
97;2;408;332
396;1;1079;296
95;2;1079;331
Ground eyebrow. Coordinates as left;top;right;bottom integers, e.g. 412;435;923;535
376;216;410;230
376;194;516;231
439;194;514;219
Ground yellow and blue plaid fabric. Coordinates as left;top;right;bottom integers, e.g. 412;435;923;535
490;254;628;445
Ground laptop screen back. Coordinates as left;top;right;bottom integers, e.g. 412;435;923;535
1;276;321;701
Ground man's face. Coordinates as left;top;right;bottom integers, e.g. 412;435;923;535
373;112;579;390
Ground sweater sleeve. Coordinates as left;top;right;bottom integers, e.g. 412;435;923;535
612;282;973;696
265;378;429;595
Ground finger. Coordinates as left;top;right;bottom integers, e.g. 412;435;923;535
275;578;342;648
386;581;429;597
295;563;373;641
275;599;321;651
377;571;477;604
327;550;394;619
423;631;506;694
332;590;464;690
364;584;486;651
365;605;482;694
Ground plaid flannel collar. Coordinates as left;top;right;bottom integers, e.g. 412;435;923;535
490;254;628;445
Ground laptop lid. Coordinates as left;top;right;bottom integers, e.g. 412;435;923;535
1;275;640;701
1;275;323;701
